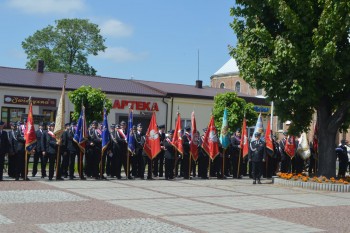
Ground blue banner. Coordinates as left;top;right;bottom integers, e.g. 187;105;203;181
101;107;110;153
127;110;135;154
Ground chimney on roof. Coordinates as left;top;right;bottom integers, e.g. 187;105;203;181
36;60;44;73
195;80;203;88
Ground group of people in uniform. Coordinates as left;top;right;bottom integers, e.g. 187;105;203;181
0;118;337;184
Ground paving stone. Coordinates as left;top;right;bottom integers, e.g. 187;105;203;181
162;213;323;233
147;186;243;197
0;214;13;224
42;180;129;189
108;197;236;216
37;218;193;233
0;190;86;204
194;195;310;210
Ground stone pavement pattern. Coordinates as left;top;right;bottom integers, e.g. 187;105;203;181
1;177;350;233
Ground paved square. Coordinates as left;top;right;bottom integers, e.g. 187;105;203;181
147;186;243;197
41;180;129;189
162;213;323;233
0;190;86;204
194;195;310;210
109;197;236;216
38;218;193;233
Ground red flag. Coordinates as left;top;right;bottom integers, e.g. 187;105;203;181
285;135;296;158
190;111;199;161
143;112;161;160
25;100;37;153
265;119;274;156
202;116;219;160
240;118;249;158
313;121;318;155
172;112;183;155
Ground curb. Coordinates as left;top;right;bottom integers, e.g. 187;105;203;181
272;177;350;192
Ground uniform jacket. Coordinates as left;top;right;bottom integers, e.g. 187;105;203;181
0;130;9;155
35;129;45;152
62;129;79;153
249;139;266;162
8;129;25;154
164;137;175;159
42;130;58;155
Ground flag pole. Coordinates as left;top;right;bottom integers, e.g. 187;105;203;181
55;75;67;179
79;151;83;178
208;158;211;179
222;149;225;178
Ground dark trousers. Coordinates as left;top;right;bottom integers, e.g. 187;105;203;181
61;153;69;177
91;147;101;178
15;151;26;179
106;154;112;176
198;155;209;178
252;161;262;181
48;153;61;179
0;154;4;180
165;158;174;179
215;156;226;178
32;151;41;176
8;154;16;177
281;156;291;173
68;152;77;178
144;156;153;178
116;149;129;177
153;153;164;177
182;153;190;179
231;154;243;178
133;150;144;178
175;157;182;177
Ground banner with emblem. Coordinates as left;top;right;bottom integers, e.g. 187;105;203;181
202;115;219;160
265;119;274;157
219;108;230;150
101;107;110;154
73;105;88;153
241;118;249;158
285;135;296;158
143;111;161;160
190;111;199;161
54;75;66;139
252;113;264;142
172;112;183;155
24;99;37;153
127;109;135;154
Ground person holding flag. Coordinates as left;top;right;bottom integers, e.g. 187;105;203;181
100;107;110;180
231;128;243;179
73;106;88;180
24;99;37;181
164;129;176;180
87;121;102;179
219;108;230;178
190;111;200;178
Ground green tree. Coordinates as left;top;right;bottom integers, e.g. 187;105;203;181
68;85;112;124
22;18;106;75
213;92;257;134
230;1;350;177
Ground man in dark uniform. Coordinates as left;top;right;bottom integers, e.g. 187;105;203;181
336;140;349;178
164;130;175;180
0;121;9;181
88;121;103;179
32;122;47;178
7;122;17;178
134;123;145;179
62;122;79;180
182;126;191;179
61;123;71;178
153;124;166;177
42;122;63;180
279;132;291;173
116;121;133;179
198;128;209;179
249;132;266;184
8;121;27;180
106;124;115;177
231;128;243;178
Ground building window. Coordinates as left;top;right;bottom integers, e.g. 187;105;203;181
220;83;225;89
42;109;56;122
1;107;25;129
235;81;241;93
257;89;263;96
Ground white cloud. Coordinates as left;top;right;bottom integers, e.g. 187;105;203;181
98;47;147;63
100;19;133;38
6;0;85;14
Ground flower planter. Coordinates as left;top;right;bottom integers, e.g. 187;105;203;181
272;177;350;192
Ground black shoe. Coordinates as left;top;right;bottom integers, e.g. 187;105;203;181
95;177;100;180
25;177;30;181
101;176;108;180
147;177;154;180
69;177;74;180
201;176;209;179
253;180;256;184
41;176;45;179
128;176;134;180
80;177;86;180
15;177;19;181
32;174;36;177
117;176;122;180
258;180;262;184
49;177;53;181
56;177;64;181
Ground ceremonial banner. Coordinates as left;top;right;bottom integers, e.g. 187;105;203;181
219;108;230;150
73;106;88;152
202;116;219;160
127;109;135;154
54;76;66;139
252;113;264;142
265;119;274;156
285;135;296;158
172;112;183;155
24;100;37;153
143;111;161;160
240;118;249;158
101;107;110;153
190;111;199;161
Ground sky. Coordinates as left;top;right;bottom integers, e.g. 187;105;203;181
0;0;236;86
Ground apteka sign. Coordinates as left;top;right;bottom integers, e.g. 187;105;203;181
112;100;159;111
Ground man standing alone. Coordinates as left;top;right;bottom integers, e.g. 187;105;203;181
249;132;266;184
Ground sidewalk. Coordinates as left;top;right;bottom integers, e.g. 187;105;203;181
0;176;349;232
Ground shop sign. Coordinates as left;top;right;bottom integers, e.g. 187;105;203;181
112;100;159;111
4;95;56;107
253;105;271;114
